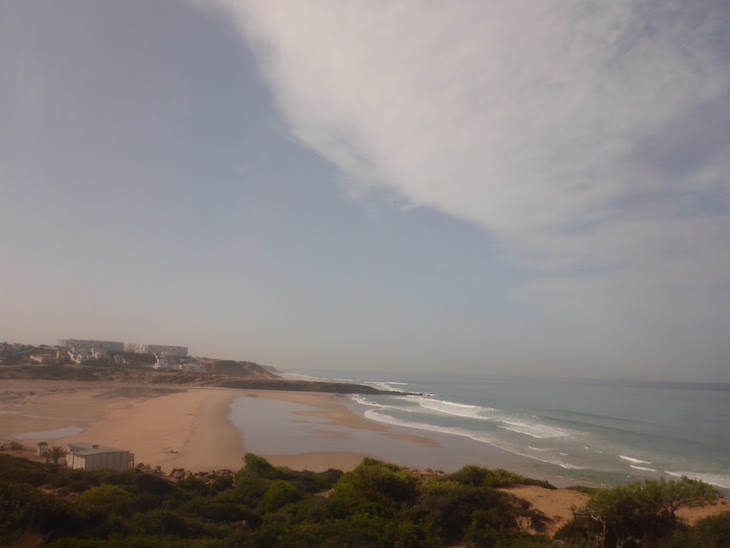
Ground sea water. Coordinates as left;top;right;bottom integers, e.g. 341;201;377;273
284;370;730;492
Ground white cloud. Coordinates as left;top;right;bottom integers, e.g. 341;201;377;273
207;1;730;336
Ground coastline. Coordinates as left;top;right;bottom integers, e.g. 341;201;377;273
2;379;728;535
1;380;539;478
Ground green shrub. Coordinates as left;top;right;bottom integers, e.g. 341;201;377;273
421;483;534;544
556;477;719;547
236;453;285;481
176;477;211;495
0;454;48;486
451;465;555;489
210;474;233;493
330;457;419;514
134;471;176;497
262;480;303;513
178;496;252;524
661;512;730;548
0;481;81;543
233;475;272;508
129;510;192;538
76;484;135;516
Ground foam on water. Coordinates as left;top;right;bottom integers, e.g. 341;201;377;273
630;465;658;472
350;395;413;413
370;381;409;392
350;395;379;407
498;419;570;439
364;409;485;440
410;396;495;419
620;455;652;465
363;410;585;470
665;471;730;490
299;370;729;489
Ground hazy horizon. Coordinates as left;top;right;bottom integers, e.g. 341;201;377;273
2;1;729;382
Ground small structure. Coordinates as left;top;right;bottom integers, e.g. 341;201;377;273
66;443;132;472
36;441;48;457
179;362;206;373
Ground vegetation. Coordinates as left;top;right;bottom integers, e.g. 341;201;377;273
47;445;69;464
0;453;724;547
555;477;719;547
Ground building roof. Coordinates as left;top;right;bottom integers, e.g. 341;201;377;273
67;443;129;456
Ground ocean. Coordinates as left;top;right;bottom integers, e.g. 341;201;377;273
284;369;730;492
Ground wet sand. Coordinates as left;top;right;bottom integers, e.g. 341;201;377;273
1;380;530;475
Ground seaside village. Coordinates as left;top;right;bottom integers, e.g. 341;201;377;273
2;338;204;473
1;338;203;372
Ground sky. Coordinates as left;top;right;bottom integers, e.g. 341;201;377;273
1;1;728;381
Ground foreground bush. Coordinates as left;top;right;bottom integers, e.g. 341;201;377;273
555;477;718;547
0;453;724;546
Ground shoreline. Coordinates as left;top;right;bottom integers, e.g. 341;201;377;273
0;379;541;479
2;379;729;536
2;379;728;490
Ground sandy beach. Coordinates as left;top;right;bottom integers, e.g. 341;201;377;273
0;380;509;475
0;381;245;471
2;379;728;535
0;380;443;473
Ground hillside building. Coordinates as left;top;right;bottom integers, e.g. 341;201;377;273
124;343;188;358
58;339;124;355
66;443;134;471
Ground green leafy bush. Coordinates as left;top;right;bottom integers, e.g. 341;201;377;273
329;457;419;516
0;481;81;544
0;452;723;547
0;453;49;486
661;512;730;548
555;477;719;547
262;479;303;512
451;464;555;489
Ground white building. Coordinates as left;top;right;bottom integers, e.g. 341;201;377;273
152;360;179;371
66;443;134;472
124;343;188;358
58;339;124;355
179;362;206;373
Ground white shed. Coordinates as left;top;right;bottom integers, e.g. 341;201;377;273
66;443;133;472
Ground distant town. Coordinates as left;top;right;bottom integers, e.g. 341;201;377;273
0;339;205;373
0;339;395;396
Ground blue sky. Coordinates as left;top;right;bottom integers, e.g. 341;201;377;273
1;1;728;381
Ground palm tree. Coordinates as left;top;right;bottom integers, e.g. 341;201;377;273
47;445;68;464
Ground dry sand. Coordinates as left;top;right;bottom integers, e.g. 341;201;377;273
0;380;246;471
0;380;436;473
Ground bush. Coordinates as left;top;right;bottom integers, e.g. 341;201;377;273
421;482;535;544
451;465;554;489
129;510;193;538
176;476;210;496
0;481;81;543
330;458;419;515
178;496;252;524
556;477;718;547
236;453;285;481
661;512;730;548
75;484;134;516
262;480;302;513
0;454;48;486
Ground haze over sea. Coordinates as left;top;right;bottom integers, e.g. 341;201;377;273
286;369;730;493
